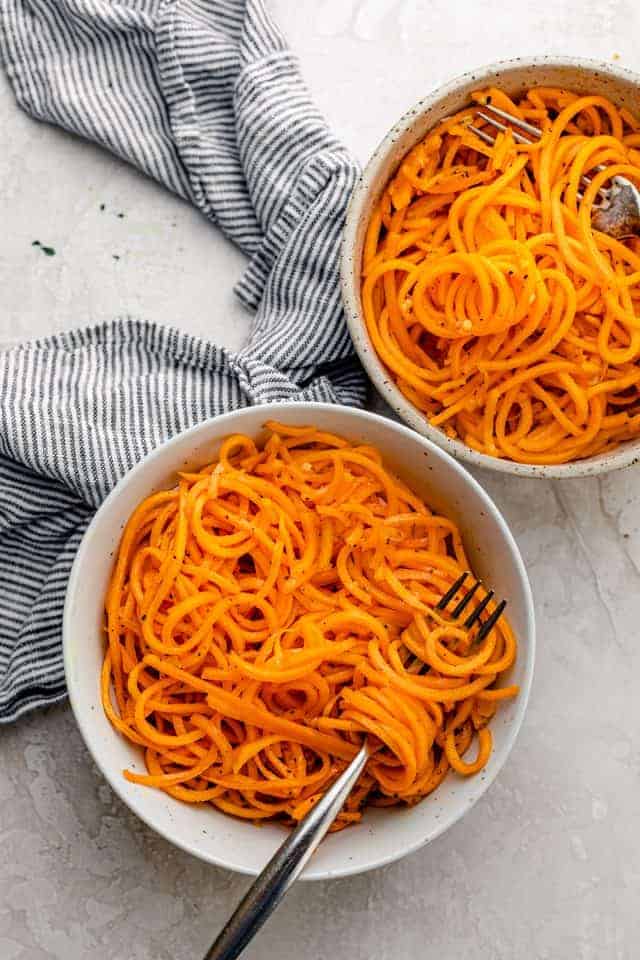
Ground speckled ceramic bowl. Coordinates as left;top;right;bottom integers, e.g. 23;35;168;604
64;403;534;880
341;57;640;479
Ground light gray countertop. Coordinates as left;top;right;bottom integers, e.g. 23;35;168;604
1;2;640;958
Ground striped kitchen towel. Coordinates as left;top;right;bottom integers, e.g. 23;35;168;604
0;0;365;722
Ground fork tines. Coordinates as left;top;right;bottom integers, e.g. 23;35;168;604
479;103;542;139
465;101;597;196
405;572;506;676
468;101;542;146
436;571;506;641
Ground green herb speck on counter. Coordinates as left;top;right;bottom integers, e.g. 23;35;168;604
32;240;56;256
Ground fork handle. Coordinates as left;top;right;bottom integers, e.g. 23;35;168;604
203;744;369;960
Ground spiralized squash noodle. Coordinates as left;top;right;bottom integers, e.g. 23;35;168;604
103;423;517;829
363;86;640;464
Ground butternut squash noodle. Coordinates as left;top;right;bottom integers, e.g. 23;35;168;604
363;86;640;464
103;423;517;829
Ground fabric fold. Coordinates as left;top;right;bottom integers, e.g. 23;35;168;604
0;0;366;721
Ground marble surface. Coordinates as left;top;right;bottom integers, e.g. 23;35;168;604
1;2;640;958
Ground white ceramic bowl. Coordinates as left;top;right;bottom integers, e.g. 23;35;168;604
64;402;535;880
341;56;640;479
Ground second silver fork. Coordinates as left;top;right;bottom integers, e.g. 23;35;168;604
469;101;640;239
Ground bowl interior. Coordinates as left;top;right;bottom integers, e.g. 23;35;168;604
341;57;640;479
64;403;534;880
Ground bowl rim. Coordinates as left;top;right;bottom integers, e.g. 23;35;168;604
341;54;640;480
63;401;535;880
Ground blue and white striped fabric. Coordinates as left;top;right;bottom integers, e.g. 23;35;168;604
0;0;365;722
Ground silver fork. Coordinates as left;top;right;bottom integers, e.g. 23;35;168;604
469;102;640;240
203;574;506;960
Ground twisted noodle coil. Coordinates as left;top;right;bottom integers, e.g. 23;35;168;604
103;423;517;829
363;86;640;464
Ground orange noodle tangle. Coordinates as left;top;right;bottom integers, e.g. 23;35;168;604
362;87;640;464
102;423;517;830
